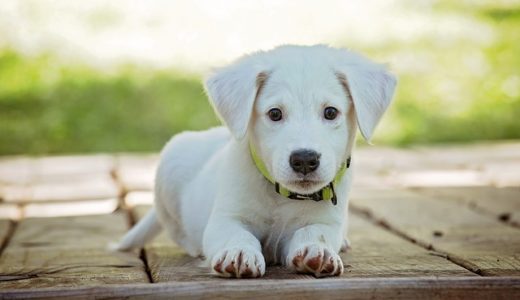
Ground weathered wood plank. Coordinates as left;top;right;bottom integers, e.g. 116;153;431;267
409;142;520;187
353;146;491;188
23;198;118;218
0;157;34;185
0;213;149;289
412;142;520;168
350;187;520;276
0;204;22;220
344;213;475;278
115;154;157;192
0;155;115;185
7;213;127;248
355;142;520;189
411;186;520;226
132;205;473;281
33;155;114;180
481;160;520;187
1;174;119;203
1;277;519;300
125;191;154;207
0;155;118;204
352;146;420;188
393;169;487;188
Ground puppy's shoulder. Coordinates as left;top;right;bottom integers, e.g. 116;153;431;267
162;126;229;153
158;126;231;172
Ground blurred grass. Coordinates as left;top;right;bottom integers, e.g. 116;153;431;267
0;1;519;155
0;52;218;154
368;0;520;145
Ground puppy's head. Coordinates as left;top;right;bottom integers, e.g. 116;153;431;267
205;45;396;194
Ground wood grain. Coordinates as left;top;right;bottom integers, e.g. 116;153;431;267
1;277;519;300
132;204;473;282
350;187;520;276
410;186;520;226
0;213;149;289
0;143;518;298
344;213;474;278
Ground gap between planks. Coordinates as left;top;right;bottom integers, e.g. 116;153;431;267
109;163;129;212
125;205;154;283
348;187;520;276
349;204;484;277
0;220;17;257
0;212;150;289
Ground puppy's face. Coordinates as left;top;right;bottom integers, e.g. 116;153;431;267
251;67;354;194
205;45;396;195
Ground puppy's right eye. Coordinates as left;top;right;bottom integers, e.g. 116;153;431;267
267;108;283;121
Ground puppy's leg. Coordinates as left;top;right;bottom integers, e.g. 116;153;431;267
204;218;265;278
285;224;344;277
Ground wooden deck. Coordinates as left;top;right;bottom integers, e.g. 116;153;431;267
0;142;519;299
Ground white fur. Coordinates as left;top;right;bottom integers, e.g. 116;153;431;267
116;45;396;278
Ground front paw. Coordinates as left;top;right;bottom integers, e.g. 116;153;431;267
288;244;344;277
211;247;266;278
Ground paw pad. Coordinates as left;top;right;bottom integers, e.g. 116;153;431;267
211;248;265;278
289;245;343;277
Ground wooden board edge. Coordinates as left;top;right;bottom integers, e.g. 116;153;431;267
1;276;519;300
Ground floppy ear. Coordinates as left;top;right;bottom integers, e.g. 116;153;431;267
204;56;268;140
336;61;397;142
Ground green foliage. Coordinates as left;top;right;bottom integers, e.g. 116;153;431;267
366;0;520;145
0;51;218;154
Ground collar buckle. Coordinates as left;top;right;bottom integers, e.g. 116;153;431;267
276;182;337;204
288;191;323;202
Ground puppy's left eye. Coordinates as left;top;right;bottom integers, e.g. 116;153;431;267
323;107;339;120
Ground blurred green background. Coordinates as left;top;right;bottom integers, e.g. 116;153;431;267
0;0;519;155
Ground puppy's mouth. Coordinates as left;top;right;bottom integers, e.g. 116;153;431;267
291;179;320;187
286;179;326;194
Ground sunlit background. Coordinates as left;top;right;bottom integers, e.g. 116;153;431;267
1;0;519;155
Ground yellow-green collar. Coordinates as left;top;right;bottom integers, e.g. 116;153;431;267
249;143;350;205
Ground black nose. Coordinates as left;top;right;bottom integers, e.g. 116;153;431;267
289;149;320;175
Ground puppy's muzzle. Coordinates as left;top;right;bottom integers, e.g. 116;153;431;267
289;149;321;175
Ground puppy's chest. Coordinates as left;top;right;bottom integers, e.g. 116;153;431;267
258;204;312;264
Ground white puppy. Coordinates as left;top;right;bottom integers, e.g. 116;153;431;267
116;45;396;278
